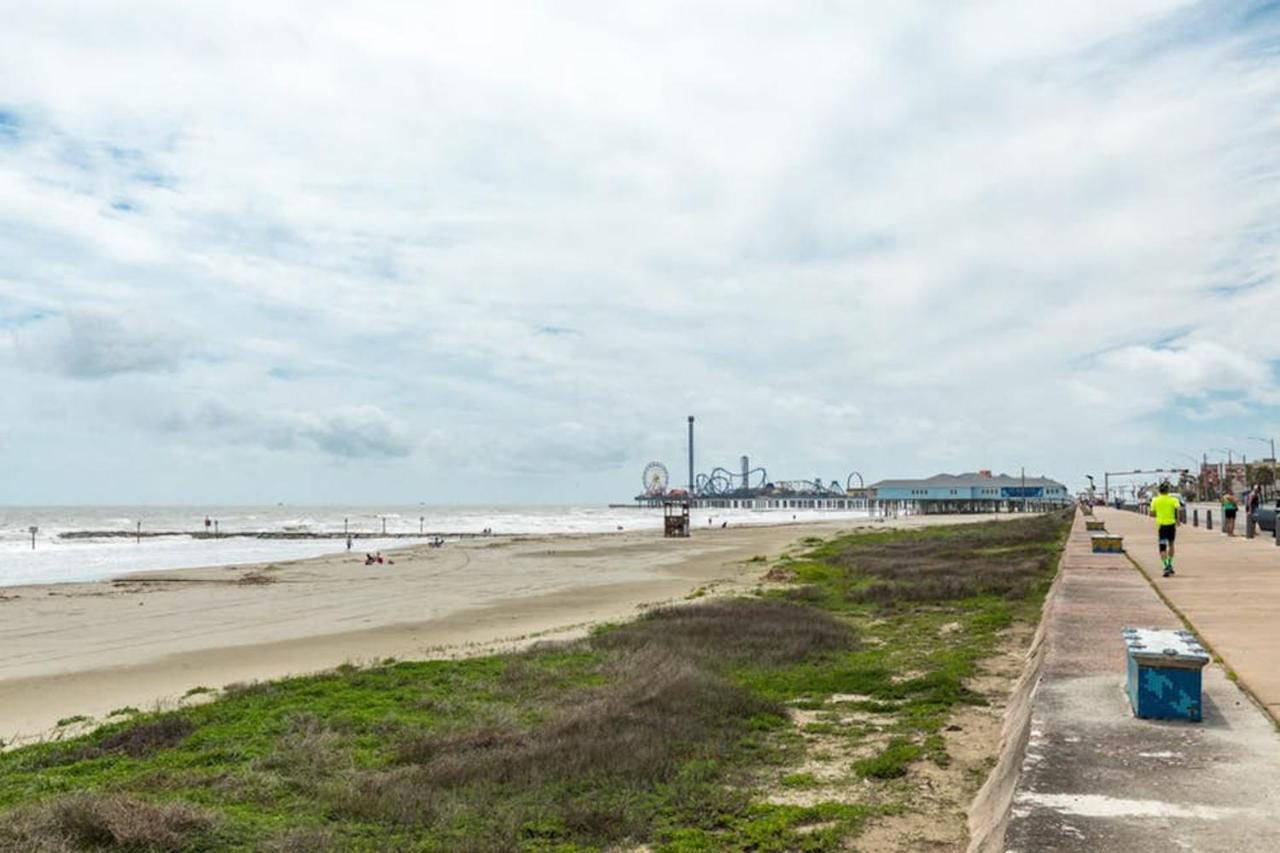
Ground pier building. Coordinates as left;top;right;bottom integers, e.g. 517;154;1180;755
869;471;1071;513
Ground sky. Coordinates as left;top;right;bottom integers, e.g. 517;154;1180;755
1;0;1278;505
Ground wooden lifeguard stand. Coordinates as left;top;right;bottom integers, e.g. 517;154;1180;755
664;501;690;538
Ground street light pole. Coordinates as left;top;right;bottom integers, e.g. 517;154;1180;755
1248;436;1276;462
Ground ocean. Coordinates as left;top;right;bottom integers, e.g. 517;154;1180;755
0;505;869;587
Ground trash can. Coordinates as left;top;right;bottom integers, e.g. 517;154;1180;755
1122;628;1209;722
1091;533;1123;553
1085;519;1106;532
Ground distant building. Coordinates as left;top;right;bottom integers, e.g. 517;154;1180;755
869;470;1071;513
1201;462;1248;496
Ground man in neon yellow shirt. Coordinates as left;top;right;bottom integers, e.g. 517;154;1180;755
1150;482;1182;577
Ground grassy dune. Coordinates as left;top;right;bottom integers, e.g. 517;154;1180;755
0;511;1070;852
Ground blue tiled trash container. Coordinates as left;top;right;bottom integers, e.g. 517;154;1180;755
1122;628;1209;722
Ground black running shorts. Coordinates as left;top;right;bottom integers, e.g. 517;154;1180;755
1158;524;1176;544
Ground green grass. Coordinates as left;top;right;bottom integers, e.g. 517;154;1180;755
853;738;923;779
0;511;1071;852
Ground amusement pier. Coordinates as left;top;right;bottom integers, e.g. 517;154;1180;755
626;416;1072;514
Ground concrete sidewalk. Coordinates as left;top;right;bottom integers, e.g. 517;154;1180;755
995;510;1280;852
1098;506;1280;722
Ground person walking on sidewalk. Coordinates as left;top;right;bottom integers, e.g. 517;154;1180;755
1222;491;1239;536
1151;482;1182;577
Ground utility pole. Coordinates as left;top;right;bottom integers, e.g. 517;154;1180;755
1021;466;1026;513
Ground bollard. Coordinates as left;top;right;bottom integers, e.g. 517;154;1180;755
1247;514;1256;539
1193;508;1199;527
1207;510;1213;531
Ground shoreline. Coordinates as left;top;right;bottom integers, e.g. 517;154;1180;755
0;514;996;749
0;508;884;589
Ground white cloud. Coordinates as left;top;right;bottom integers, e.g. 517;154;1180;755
0;1;1278;501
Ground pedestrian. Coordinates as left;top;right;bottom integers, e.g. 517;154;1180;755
1151;482;1182;577
1222;491;1239;536
1248;486;1262;519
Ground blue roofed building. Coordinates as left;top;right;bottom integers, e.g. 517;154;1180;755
869;470;1071;513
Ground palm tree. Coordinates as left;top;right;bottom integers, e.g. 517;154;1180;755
1252;465;1276;499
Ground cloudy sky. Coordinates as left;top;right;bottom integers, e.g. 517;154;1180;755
1;1;1277;505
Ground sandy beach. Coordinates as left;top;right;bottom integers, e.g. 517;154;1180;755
0;514;1001;748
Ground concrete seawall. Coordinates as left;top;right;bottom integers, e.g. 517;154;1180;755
969;509;1280;852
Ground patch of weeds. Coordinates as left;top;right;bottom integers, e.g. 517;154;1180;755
32;716;198;770
854;738;923;780
780;772;819;788
660;801;883;852
0;793;218;852
55;715;89;727
594;599;857;669
183;685;215;698
923;733;950;766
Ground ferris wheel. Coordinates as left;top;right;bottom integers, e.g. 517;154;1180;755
642;461;670;495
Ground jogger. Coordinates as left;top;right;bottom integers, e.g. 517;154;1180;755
1150;482;1182;577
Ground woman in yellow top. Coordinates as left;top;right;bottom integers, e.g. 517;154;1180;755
1150;482;1182;577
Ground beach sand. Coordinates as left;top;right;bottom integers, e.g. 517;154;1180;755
0;514;1001;748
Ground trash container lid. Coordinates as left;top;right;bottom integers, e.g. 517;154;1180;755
1121;627;1210;667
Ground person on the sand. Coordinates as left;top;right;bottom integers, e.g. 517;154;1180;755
1150;482;1182;578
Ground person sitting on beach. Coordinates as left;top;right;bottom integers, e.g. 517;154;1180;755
365;553;376;565
376;552;385;564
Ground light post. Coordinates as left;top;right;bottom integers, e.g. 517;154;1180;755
1247;436;1276;463
1213;448;1246;496
1248;437;1277;498
1173;453;1200;499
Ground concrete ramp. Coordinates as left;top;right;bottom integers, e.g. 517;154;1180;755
970;511;1280;852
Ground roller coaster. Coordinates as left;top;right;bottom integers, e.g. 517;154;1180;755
679;456;863;499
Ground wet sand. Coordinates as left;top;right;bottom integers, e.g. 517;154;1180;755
0;514;1000;748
